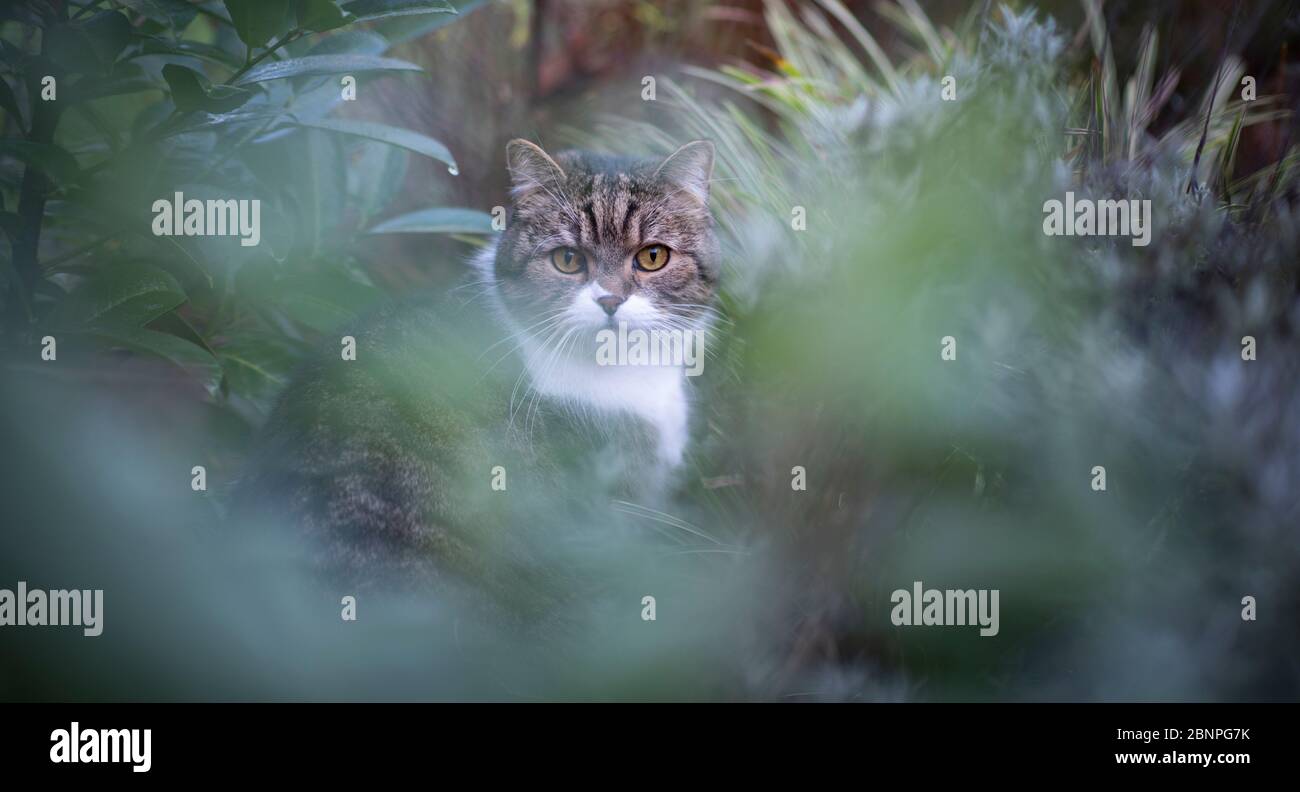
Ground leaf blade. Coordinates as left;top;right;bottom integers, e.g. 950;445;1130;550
367;207;493;235
235;54;421;85
293;117;456;170
341;0;456;22
86;325;222;395
223;0;294;49
53;260;188;328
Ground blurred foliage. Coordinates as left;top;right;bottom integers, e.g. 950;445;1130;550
0;0;491;430
586;0;1299;698
1;0;1298;700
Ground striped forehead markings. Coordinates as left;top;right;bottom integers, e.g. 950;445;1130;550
622;201;638;235
569;171;644;248
583;202;600;246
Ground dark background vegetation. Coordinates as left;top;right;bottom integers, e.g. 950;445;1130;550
1;0;1298;700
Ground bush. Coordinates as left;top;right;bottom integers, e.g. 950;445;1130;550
0;0;490;433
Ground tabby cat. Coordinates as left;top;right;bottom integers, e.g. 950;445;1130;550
239;139;721;597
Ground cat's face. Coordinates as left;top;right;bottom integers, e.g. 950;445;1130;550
492;140;720;339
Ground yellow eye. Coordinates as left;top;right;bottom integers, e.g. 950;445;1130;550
549;247;585;274
635;245;670;271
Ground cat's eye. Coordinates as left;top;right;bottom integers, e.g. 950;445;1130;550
549;247;586;274
635;244;670;272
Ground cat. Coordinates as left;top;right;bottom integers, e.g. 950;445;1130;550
237;139;722;597
485;139;720;469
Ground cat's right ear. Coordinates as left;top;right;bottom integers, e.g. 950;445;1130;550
506;139;566;201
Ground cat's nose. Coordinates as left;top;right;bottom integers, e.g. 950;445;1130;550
595;295;625;316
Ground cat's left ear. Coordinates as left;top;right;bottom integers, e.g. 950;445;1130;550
506;139;567;200
654;140;714;205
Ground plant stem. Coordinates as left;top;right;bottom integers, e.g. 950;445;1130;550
228;30;305;85
194;112;283;183
8;73;65;332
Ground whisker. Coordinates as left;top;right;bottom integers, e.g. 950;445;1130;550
480;312;570;385
509;319;572;430
610;499;726;546
479;308;570;360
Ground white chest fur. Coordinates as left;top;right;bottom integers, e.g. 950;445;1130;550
519;340;690;468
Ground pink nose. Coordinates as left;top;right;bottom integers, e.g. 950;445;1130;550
595;295;625;316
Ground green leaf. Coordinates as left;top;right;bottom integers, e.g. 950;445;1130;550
0;211;21;247
137;37;244;68
0;40;27;69
235;54;420;85
119;0;202;33
148;310;218;358
44;12;134;73
53;260;188;328
43;28;99;75
217;338;298;403
341;0;455;21
0;75;24;133
367;207;493;235
349;139;408;217
294;118;456;170
265;272;381;333
0;140;81;186
223;0;295;49
69;100;122;152
167;106;288;137
376;0;485;45
66;65;163;104
86;9;136;57
295;128;347;257
306;29;389;57
294;0;355;32
163;64;255;114
86;325;222;395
